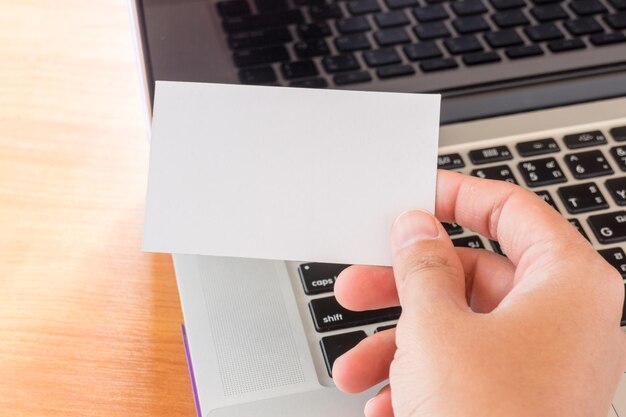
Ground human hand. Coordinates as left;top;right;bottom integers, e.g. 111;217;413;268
332;170;626;417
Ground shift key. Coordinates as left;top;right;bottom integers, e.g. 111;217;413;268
309;296;401;332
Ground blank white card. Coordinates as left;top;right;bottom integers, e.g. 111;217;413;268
143;82;440;266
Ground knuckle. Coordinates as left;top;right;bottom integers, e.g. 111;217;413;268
403;250;457;279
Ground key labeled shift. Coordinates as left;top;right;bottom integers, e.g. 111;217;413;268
309;296;401;332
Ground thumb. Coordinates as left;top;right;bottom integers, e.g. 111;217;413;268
391;210;469;322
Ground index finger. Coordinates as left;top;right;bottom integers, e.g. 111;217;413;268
435;170;591;268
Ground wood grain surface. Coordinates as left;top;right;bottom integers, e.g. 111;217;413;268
0;1;196;415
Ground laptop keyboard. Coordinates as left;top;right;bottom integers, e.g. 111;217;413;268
215;0;626;87
295;123;626;378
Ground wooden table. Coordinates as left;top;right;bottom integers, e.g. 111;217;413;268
0;1;196;415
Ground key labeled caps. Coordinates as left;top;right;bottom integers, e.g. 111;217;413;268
320;331;367;376
471;164;518;184
606;177;626;206
557;182;608;214
563;130;608;149
535;190;560;213
564;150;614;179
587;211;626;244
453;235;485;249
299;263;350;295
469;145;512;165
610;146;626;171
598;248;626;278
516;138;560;157
517;157;567;187
438;153;465;170
309;296;401;332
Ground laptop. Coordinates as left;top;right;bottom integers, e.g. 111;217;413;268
129;0;626;416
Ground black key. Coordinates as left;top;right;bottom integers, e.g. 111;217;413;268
469;145;513;165
518;157;567;187
299;262;350;295
223;9;303;33
548;38;586;52
414;22;451;39
557;182;608;214
290;77;329;88
606;12;626;30
444;35;483;54
605;177;626;205
320;331;367;376
375;28;412;45
452;0;487;16
335;34;371;52
587;211;626;244
294;39;330;58
506;44;544;59
281;60;319;79
413;4;448;22
310;3;343;19
348;0;381;15
612;126;626;142
297;22;332;39
377;64;416;79
228;28;292;49
591;32;626;45
492;10;530;28
535;190;561;213
239;66;277;84
525;23;564;42
404;42;443;60
564;17;604;36
217;0;251;17
563;130;608;149
310;296;401;332
256;0;287;11
334;70;373;85
233;45;290;67
437;153;465;169
375;11;410;28
443;222;464;236
375;324;397;332
564;150;614;179
485;29;524;48
322;54;360;73
420;57;458;71
531;4;568;22
463;50;501;65
516;138;560;157
364;48;402;67
336;17;371;34
568;218;590;241
453;235;485;249
386;0;418;9
598;248;626;278
570;0;607;16
471;164;519;184
490;240;506;256
453;15;491;33
611;0;626;10
491;0;525;9
610;146;626;171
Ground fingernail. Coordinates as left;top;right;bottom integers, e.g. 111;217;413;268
393;209;440;249
364;397;376;417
